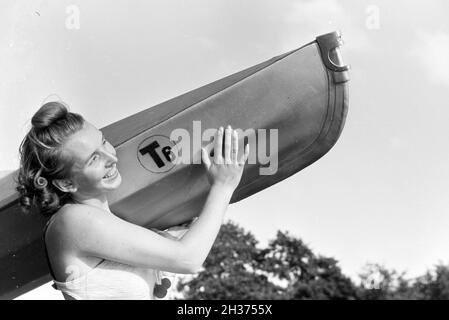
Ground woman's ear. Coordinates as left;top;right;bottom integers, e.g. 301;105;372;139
52;179;77;193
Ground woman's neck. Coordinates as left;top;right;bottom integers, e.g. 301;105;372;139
71;193;111;213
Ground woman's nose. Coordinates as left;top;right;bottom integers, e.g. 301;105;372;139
103;149;118;165
107;153;118;164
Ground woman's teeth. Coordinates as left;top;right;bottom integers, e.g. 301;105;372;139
103;167;117;179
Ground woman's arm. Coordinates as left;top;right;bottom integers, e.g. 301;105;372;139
177;125;249;271
176;183;234;272
56;126;249;274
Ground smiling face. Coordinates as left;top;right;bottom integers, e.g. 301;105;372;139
61;121;122;198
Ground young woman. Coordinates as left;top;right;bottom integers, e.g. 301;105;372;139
16;101;249;300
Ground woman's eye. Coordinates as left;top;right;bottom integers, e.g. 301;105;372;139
103;139;107;145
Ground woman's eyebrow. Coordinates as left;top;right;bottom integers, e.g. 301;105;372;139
84;132;105;165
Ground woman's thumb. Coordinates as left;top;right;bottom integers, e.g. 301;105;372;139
201;148;211;170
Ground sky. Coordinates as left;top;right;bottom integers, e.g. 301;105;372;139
1;0;449;299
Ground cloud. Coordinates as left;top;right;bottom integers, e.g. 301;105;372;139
411;30;449;87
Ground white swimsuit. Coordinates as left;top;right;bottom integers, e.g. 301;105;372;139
52;259;161;300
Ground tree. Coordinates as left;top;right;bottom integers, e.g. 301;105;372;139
356;263;449;300
175;221;449;300
177;221;358;299
412;264;449;299
260;231;358;299
177;221;284;299
357;263;412;300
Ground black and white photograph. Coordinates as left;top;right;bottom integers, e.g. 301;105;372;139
1;0;449;303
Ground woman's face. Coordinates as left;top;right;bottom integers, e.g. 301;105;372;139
62;121;122;197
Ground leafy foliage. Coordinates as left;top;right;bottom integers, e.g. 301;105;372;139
177;221;449;300
177;221;357;299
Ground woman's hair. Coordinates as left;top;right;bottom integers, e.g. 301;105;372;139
16;101;85;215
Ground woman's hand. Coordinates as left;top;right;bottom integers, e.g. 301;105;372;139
201;125;250;191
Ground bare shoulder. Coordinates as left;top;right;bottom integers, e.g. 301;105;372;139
51;203;105;228
46;204;114;249
45;204;114;281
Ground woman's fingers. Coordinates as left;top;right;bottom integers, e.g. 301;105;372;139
239;143;250;166
224;125;232;164
232;130;238;163
214;127;224;164
211;125;245;166
204;139;214;158
201;148;211;170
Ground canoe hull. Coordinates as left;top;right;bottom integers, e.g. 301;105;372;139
0;31;349;299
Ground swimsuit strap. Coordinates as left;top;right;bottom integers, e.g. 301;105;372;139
42;214;58;281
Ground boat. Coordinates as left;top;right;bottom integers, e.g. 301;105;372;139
0;31;349;299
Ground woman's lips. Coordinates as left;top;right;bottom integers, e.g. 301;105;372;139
103;166;118;179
